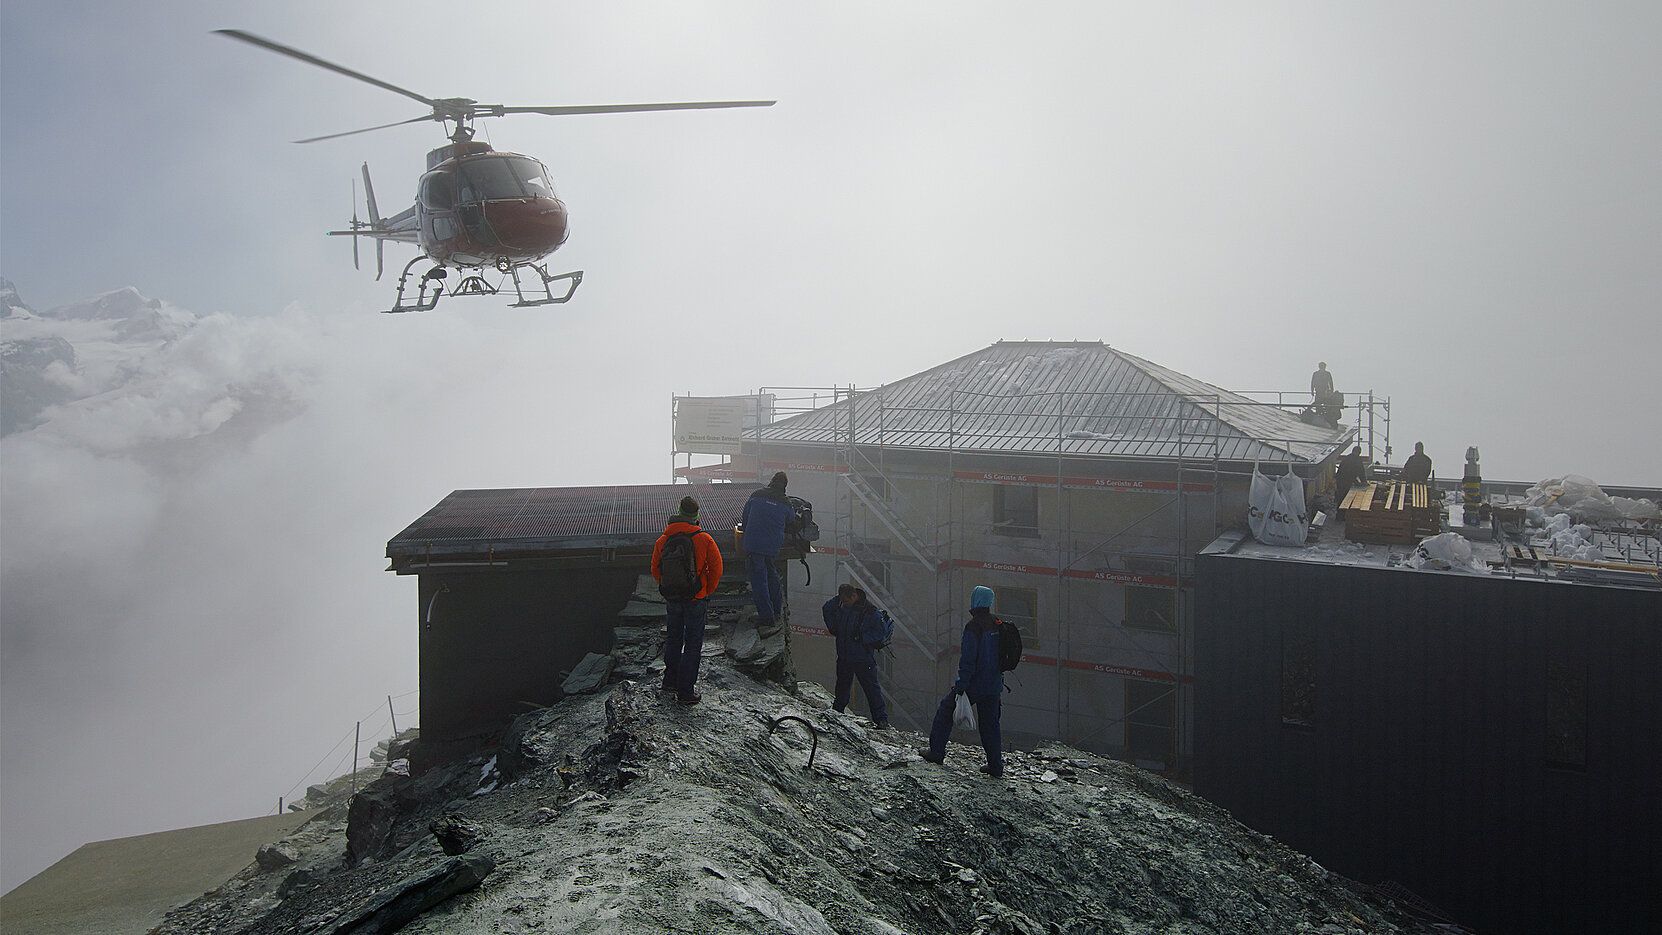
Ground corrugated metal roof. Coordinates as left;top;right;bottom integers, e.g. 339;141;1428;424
387;483;755;557
754;341;1348;463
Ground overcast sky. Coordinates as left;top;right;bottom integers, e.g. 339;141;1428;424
3;0;1659;891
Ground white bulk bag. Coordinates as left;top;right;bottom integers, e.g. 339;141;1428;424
1249;465;1309;547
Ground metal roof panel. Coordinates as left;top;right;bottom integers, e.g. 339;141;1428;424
388;483;757;556
755;341;1348;463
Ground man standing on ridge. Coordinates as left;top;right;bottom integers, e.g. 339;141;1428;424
1311;362;1334;406
651;496;723;705
822;583;890;728
740;471;798;637
1310;362;1339;427
920;586;1006;777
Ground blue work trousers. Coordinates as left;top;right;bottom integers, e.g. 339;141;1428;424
927;691;1002;775
663;599;708;694
834;657;887;721
743;552;782;622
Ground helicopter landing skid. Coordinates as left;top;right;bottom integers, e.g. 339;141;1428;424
387;257;446;314
384;258;583;313
507;262;583;307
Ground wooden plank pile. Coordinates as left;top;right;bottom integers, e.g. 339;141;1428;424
1340;481;1442;545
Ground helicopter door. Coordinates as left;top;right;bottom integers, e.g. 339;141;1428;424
419;170;460;247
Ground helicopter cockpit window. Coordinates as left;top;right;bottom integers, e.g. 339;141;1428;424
457;156;555;202
512;158;554;197
419;171;456;211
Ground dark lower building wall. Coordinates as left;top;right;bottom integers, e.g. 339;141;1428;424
416;563;646;757
1195;554;1661;935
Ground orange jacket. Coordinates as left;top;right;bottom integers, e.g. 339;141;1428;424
650;520;724;600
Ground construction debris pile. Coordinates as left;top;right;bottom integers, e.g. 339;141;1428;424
1519;475;1660;526
152;628;1446;935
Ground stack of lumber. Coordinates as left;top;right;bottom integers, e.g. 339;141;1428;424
1340;481;1442;545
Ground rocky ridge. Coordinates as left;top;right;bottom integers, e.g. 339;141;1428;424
152;582;1440;935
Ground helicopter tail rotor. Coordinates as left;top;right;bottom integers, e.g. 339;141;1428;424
350;177;360;272
360;163;385;279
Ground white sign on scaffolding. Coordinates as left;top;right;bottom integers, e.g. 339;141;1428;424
674;395;773;455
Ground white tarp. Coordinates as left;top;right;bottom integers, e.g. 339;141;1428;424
1523;475;1660;524
1408;532;1491;574
1248;466;1309;547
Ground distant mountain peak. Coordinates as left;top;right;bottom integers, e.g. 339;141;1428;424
1;277;36;319
0;281;213;438
39;285;197;343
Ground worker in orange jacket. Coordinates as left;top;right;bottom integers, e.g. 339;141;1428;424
651;496;724;705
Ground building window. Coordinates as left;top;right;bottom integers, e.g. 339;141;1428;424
1545;662;1587;770
992;485;1038;537
1281;629;1316;729
1124;586;1175;632
995;586;1038;649
1125;680;1176;763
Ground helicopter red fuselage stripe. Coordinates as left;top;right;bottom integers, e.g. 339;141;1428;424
421;197;569;267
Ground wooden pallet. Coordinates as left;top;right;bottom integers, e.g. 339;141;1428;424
1342;482;1442;545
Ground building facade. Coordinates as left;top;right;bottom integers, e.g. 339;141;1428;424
679;341;1353;774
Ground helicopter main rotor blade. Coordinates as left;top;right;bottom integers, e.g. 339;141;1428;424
293;114;436;145
215;29;438;109
496;101;775;117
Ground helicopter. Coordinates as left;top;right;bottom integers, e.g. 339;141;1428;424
216;29;772;313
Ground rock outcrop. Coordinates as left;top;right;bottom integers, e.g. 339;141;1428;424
152;622;1441;935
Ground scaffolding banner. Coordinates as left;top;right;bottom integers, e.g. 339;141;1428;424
761;460;836;473
951;558;1177;588
1022;654;1194;684
952;471;1213;493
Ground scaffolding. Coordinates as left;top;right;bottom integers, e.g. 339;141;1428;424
665;382;1375;766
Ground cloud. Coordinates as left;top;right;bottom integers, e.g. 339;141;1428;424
0;292;665;889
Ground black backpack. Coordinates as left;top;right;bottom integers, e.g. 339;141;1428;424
658;532;700;600
996;618;1024;672
786;496;819;545
783;495;820;585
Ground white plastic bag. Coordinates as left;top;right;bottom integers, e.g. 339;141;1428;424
953;693;977;731
1249;465;1309;547
1408;532;1491;574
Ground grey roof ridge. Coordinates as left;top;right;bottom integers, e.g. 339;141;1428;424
755;341;1347;462
1110;346;1353;462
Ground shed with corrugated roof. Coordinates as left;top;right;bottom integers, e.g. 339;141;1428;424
386;484;755;763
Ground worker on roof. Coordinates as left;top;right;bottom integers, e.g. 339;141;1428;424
1401;442;1434;486
1311;362;1333;402
1334;446;1370;512
1311;362;1341;427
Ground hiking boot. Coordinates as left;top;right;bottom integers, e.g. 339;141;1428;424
918;748;944;764
676;692;701;706
979;763;1004;778
755;618;781;639
873;719;890;730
